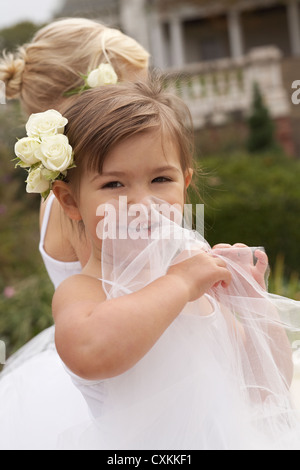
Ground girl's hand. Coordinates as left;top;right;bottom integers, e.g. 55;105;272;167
212;243;269;290
167;250;232;303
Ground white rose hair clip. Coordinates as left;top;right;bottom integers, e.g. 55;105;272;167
14;109;75;199
65;63;118;97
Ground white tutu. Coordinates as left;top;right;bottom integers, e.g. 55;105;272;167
1;198;300;450
0;348;89;450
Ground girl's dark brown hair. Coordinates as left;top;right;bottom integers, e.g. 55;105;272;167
62;75;200;200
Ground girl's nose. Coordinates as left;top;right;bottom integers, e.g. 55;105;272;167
127;187;152;207
126;189;155;226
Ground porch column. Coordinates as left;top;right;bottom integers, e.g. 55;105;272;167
227;9;244;59
119;0;150;52
150;14;167;69
287;0;300;56
170;16;185;68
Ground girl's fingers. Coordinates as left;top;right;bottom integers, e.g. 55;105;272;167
213;281;221;288
254;250;269;272
214;244;252;264
212;243;232;250
214;273;231;289
254;249;268;263
215;258;228;268
219;271;232;288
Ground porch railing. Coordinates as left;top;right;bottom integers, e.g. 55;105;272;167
164;46;291;128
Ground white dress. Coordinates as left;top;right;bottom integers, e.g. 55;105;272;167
0;194;88;450
39;193;82;290
1;198;300;450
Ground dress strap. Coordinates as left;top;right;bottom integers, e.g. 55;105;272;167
40;193;56;245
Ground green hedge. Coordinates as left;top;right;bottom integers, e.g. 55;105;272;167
0;271;54;360
0;103;54;362
193;150;300;277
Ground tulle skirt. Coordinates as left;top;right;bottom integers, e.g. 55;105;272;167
1;311;300;450
0;336;89;450
57;300;300;450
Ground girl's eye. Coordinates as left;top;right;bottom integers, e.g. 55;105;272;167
152;177;172;183
102;181;123;189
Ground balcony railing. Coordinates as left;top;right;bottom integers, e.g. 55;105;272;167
165;46;291;128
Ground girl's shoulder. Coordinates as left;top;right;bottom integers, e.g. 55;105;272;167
52;274;107;320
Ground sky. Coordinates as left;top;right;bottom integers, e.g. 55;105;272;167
0;0;63;29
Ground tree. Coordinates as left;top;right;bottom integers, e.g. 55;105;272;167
0;22;41;53
247;82;276;153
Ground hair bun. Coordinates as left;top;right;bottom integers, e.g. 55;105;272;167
0;51;26;99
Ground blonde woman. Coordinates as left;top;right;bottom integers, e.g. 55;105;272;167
0;19;150;449
0;17;150;289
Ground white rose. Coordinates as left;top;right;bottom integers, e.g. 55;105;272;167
26;167;51;194
15;137;41;167
26;110;68;138
87;63;118;88
41;168;61;182
36;134;74;172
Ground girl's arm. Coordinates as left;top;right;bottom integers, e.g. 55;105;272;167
53;252;231;381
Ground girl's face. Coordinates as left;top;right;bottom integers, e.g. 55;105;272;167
73;130;193;255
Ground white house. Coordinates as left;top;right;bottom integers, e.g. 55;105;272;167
60;0;300;67
59;0;300;155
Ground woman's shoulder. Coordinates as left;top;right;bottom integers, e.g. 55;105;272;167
40;194;91;267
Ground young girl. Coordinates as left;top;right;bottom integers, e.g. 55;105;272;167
2;77;299;449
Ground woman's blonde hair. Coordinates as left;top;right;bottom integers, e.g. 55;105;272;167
0;18;150;115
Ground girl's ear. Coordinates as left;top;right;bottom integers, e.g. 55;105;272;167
52;181;82;221
185;168;193;189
